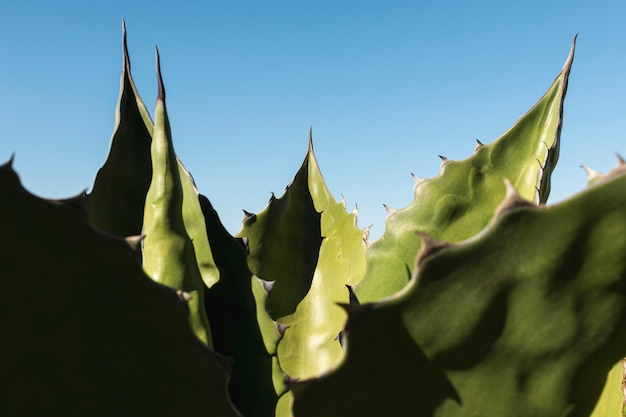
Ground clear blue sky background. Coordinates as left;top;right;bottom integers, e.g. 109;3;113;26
1;1;624;240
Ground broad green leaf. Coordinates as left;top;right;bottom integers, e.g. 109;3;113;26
237;140;323;320
277;138;367;380
355;37;576;302
0;161;240;417
237;134;367;415
293;163;626;417
141;50;212;346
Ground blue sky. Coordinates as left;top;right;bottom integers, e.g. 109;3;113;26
1;1;624;240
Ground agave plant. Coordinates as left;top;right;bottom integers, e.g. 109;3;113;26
1;23;625;417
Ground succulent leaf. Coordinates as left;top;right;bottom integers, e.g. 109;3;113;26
237;138;324;320
0;165;240;417
141;49;212;346
237;133;367;407
201;194;281;416
178;161;220;288
355;37;576;302
293;164;626;417
86;20;153;236
276;137;367;380
87;23;220;289
9;25;626;417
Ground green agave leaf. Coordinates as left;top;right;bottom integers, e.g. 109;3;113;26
291;302;458;417
292;163;626;417
179;162;220;288
237;134;367;415
355;37;576;303
201;194;281;416
248;275;297;417
87;20;153;236
0;160;240;417
141;49;212;346
237;137;324;320
86;23;220;289
276;137;367;380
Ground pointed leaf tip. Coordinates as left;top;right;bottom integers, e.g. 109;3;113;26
155;46;165;102
2;154;15;170
563;34;577;75
121;19;131;73
308;127;314;152
0;154;19;181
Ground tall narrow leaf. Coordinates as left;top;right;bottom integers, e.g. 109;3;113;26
87;20;153;236
141;49;212;346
